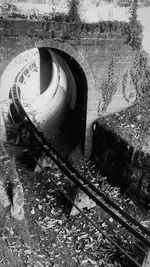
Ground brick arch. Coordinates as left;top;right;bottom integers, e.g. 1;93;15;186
0;37;95;91
0;37;96;157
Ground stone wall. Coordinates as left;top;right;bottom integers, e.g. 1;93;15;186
92;119;150;204
92;44;150;202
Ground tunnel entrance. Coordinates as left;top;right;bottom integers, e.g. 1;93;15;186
50;48;88;157
3;47;88;159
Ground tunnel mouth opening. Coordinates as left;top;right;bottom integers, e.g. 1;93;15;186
50;48;88;157
3;47;88;161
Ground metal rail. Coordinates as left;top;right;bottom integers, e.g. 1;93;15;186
9;83;150;266
11;85;150;245
8;105;141;267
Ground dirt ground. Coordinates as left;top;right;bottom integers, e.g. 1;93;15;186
2;157;150;267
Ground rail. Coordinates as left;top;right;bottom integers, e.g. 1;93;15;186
9;83;150;267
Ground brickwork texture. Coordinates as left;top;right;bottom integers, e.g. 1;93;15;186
0;15;138;157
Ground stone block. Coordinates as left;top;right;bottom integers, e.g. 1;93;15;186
45;30;55;38
0;19;5;29
53;22;61;31
67;39;79;45
54;31;63;38
99;33;108;39
12;27;26;36
48;22;55;31
3;28;12;35
81;38;96;45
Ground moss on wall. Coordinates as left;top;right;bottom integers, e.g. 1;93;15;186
0;0;143;50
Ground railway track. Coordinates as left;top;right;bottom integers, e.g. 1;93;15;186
7;83;150;266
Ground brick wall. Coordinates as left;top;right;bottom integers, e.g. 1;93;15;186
0;19;135;157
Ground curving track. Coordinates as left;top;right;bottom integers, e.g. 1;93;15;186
7;84;150;267
8;48;79;157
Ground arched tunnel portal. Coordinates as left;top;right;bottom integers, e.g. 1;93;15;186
6;47;88;158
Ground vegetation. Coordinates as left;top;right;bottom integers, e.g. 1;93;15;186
67;0;80;22
0;0;143;50
128;0;143;50
0;0;81;22
100;59;119;114
131;50;150;101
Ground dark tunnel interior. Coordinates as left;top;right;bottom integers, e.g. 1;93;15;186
50;48;88;156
